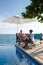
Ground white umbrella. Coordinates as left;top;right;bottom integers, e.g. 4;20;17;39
2;16;33;33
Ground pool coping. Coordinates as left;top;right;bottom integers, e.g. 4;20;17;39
15;44;43;65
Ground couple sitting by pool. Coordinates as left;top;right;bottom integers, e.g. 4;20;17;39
16;30;35;48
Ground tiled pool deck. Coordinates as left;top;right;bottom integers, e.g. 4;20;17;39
16;43;43;64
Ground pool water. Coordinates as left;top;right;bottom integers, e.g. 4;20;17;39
0;34;41;65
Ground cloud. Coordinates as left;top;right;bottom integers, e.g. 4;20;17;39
0;16;6;22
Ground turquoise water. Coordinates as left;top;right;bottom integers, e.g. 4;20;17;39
0;34;16;45
0;34;29;65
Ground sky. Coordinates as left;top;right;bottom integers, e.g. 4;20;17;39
0;0;30;19
0;0;43;34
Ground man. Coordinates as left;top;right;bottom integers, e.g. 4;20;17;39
17;30;29;47
16;30;24;45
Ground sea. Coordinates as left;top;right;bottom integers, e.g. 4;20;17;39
0;34;16;45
